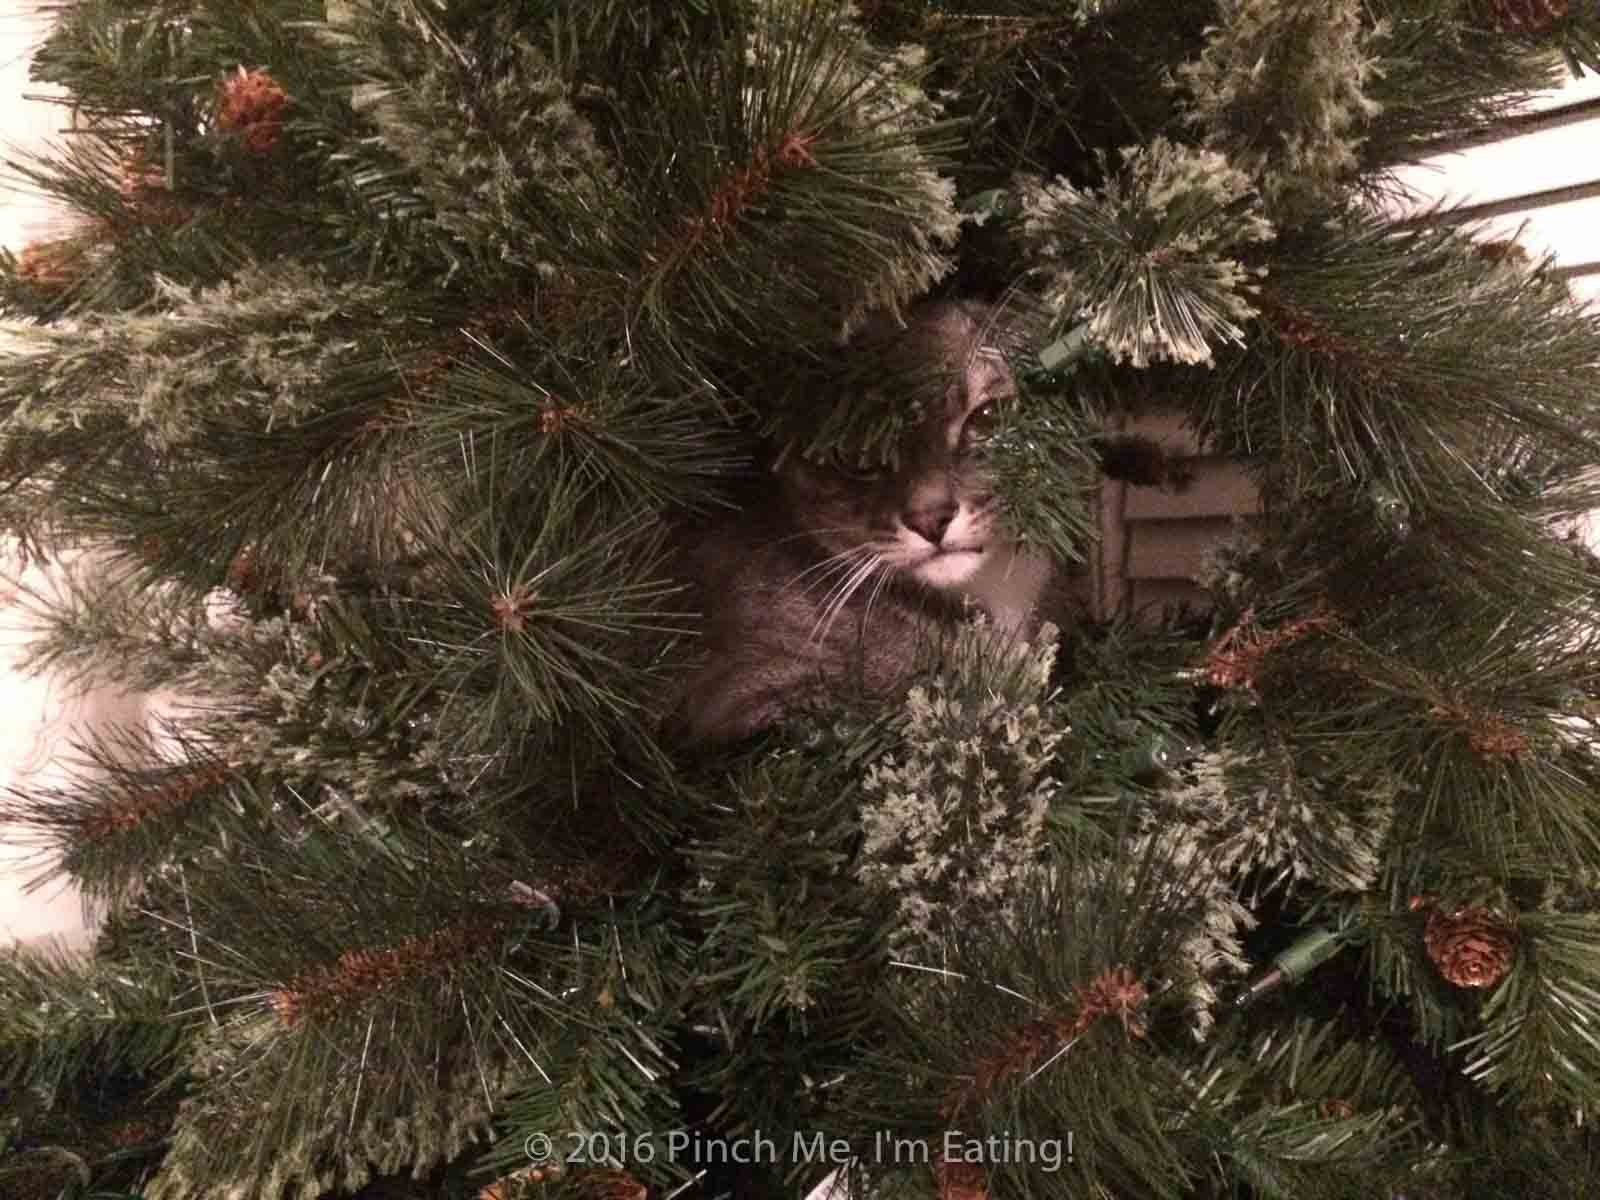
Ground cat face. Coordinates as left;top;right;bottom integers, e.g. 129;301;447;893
777;302;1016;596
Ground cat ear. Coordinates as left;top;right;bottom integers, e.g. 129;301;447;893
840;302;914;347
1098;434;1194;491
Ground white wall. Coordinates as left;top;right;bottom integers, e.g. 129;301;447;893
0;2;67;250
0;3;114;953
0;555;151;953
1384;70;1600;309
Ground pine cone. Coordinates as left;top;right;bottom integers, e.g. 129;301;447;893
16;238;85;290
117;148;167;198
938;1158;988;1200
577;1169;646;1200
226;544;261;593
1483;0;1568;33
216;67;290;153
478;1164;564;1200
1465;713;1529;761
1423;904;1517;989
1476;238;1532;266
114;148;186;223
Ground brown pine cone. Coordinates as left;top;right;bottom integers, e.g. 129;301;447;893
16;238;86;290
1476;238;1533;266
1484;0;1569;33
938;1157;988;1200
1423;904;1517;989
216;67;290;153
577;1169;646;1200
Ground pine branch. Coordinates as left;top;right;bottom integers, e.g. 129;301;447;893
378;465;693;762
1017;136;1275;369
1362;0;1600;170
612;0;964;391
1174;0;1384;220
836;829;1257;1197
127;822;673;1200
1462;912;1600;1104
0;943;190;1105
411;339;746;520
0;727;235;906
317;0;623;290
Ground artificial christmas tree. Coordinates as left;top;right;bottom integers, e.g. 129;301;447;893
5;1;1600;1198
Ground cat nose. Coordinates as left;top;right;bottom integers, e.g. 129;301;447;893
904;501;957;545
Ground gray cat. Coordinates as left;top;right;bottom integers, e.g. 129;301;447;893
669;300;1057;743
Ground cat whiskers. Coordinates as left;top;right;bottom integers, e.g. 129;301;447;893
860;550;895;632
766;526;860;550
809;550;885;648
780;543;878;600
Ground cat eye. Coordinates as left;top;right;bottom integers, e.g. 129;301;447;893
829;451;888;482
959;401;1001;449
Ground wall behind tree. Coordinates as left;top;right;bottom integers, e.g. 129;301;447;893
1385;68;1600;309
0;2;112;953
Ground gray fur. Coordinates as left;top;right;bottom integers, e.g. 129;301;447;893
670;301;1054;742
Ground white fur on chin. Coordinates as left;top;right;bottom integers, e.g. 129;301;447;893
908;541;1051;635
912;549;986;589
955;544;1052;634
